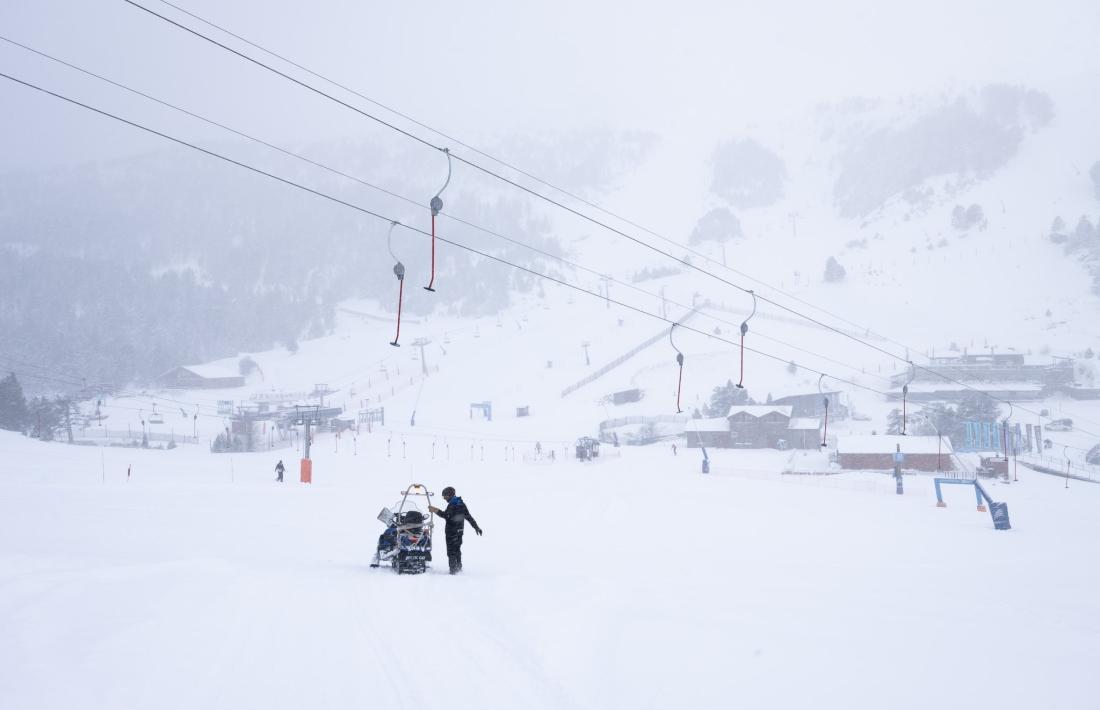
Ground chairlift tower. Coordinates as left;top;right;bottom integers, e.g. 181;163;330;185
411;337;432;376
296;404;320;483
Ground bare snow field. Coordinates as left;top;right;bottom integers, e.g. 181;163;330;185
2;7;1099;707
1;428;1097;710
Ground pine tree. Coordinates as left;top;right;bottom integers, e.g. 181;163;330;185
921;403;957;442
703;379;750;417
886;408;904;435
824;256;846;283
27;396;62;440
689;207;743;245
0;373;29;432
956;393;1001;426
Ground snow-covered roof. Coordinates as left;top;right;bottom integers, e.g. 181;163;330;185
891;382;1043;393
788;417;821;430
726;405;793;418
1024;355;1069;366
180;363;241;379
686;418;729;432
772;391;841;402
837;435;953;455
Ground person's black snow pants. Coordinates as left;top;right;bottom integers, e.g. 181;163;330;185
445;531;463;574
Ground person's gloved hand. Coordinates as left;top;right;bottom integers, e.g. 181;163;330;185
428;505;439;513
475;527;483;536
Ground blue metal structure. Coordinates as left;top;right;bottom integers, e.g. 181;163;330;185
962;420;1025;453
961;421;998;451
933;478;1011;530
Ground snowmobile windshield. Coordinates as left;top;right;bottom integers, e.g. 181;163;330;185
391;501;427;526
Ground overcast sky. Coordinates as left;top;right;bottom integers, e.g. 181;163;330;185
1;0;1098;172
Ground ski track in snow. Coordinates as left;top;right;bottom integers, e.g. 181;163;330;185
2;428;1100;709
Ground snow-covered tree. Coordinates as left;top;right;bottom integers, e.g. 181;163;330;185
824;256;846;283
238;356;260;378
886;408;904;435
0;373;28;433
689;207;743;245
703;379;751;417
951;203;986;231
710;139;786;208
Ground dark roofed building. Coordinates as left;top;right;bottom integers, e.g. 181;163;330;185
889;352;1074;389
787;417;822;449
771;392;846;419
727;405;793;448
685;418;730;448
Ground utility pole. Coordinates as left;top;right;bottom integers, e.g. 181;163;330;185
412;337;432;376
894;444;904;495
581;341;591;366
63;398;73;443
788;212;798;240
1013;423;1019;481
600;276;610;308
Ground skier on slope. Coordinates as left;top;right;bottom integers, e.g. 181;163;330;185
427;486;482;574
275;460;285;482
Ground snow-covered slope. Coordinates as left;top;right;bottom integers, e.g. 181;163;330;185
5;69;1100;710
2;422;1098;709
545;81;1100;362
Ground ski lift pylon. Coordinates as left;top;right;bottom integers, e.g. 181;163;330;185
818;374;830;447
901;362;914;435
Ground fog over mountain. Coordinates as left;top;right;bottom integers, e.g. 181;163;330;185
1;0;1098;393
4;4;1100;709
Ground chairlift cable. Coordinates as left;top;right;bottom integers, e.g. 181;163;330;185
120;0;1079;424
118;0;942;370
0;34;901;392
8;69;1099;448
139;0;925;361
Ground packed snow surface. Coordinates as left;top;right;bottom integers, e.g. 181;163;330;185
1;430;1098;710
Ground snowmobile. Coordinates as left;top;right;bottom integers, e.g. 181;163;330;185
370;483;435;574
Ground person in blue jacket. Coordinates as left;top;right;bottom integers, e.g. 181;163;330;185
428;486;482;574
